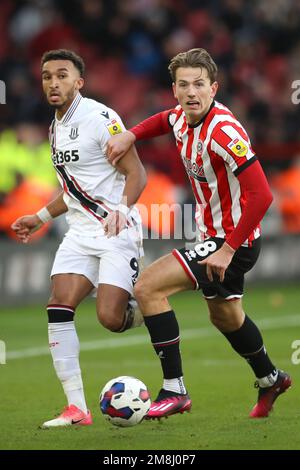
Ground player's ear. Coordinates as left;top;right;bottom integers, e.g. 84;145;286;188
172;82;177;99
211;81;218;98
77;77;84;91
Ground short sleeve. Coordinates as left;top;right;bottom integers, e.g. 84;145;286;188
211;124;256;176
92;108;127;151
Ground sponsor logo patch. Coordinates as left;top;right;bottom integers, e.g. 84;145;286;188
106;119;122;136
227;138;248;157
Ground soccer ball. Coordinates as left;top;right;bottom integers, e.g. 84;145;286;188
99;376;151;427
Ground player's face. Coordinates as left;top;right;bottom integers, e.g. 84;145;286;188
172;67;218;124
42;60;84;111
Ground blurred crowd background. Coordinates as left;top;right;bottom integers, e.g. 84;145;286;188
1;0;300;241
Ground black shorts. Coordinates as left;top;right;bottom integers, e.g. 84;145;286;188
173;237;261;300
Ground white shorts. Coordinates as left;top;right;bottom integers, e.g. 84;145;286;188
51;226;143;295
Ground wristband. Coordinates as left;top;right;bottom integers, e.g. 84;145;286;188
117;204;130;217
36;207;53;224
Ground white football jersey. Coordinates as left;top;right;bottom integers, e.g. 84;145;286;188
49;93;141;233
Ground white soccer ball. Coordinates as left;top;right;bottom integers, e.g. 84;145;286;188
99;376;151;427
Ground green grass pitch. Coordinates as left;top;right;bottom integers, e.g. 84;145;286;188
1;284;300;450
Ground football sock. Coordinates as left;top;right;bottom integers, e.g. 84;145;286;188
117;305;133;332
118;300;144;332
163;377;187;395
222;314;277;379
47;305;88;414
144;310;185;383
257;370;278;388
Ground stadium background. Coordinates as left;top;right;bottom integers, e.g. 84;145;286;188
0;0;300;450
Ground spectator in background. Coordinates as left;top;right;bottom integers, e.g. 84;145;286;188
271;156;300;233
0;124;57;240
1;0;300;151
137;165;178;238
1;0;300;245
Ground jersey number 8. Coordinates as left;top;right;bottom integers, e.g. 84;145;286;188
194;240;217;258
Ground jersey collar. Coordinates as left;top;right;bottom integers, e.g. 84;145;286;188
187;100;215;128
55;92;82;125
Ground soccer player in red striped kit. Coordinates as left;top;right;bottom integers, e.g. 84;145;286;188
107;48;291;419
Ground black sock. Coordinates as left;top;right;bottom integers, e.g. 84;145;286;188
222;315;276;379
144;310;183;379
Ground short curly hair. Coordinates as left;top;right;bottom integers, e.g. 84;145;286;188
41;49;85;77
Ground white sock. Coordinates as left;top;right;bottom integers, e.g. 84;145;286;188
163;377;186;395
119;299;144;331
48;321;88;413
257;369;278;388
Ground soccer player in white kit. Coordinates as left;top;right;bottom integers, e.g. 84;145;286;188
11;49;147;428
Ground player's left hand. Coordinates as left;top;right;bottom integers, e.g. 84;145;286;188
103;210;127;238
198;242;235;282
106;131;136;166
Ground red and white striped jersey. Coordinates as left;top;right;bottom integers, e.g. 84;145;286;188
168;100;260;246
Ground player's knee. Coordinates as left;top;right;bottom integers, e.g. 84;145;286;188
48;294;74;308
133;276;152;304
209;311;227;330
97;307;123;332
209;308;243;332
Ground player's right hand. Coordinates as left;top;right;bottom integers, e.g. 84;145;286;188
11;215;43;243
103;210;127;238
106;131;136;166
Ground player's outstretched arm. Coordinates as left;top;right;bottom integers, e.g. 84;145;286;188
107;110;172;166
11;191;68;243
106;131;136;166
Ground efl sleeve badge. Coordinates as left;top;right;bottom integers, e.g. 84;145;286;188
106;119;123;136
227;138;248;157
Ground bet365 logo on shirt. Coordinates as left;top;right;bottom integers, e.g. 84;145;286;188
52;149;79;165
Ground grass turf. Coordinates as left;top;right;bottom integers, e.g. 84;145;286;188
0;284;299;450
